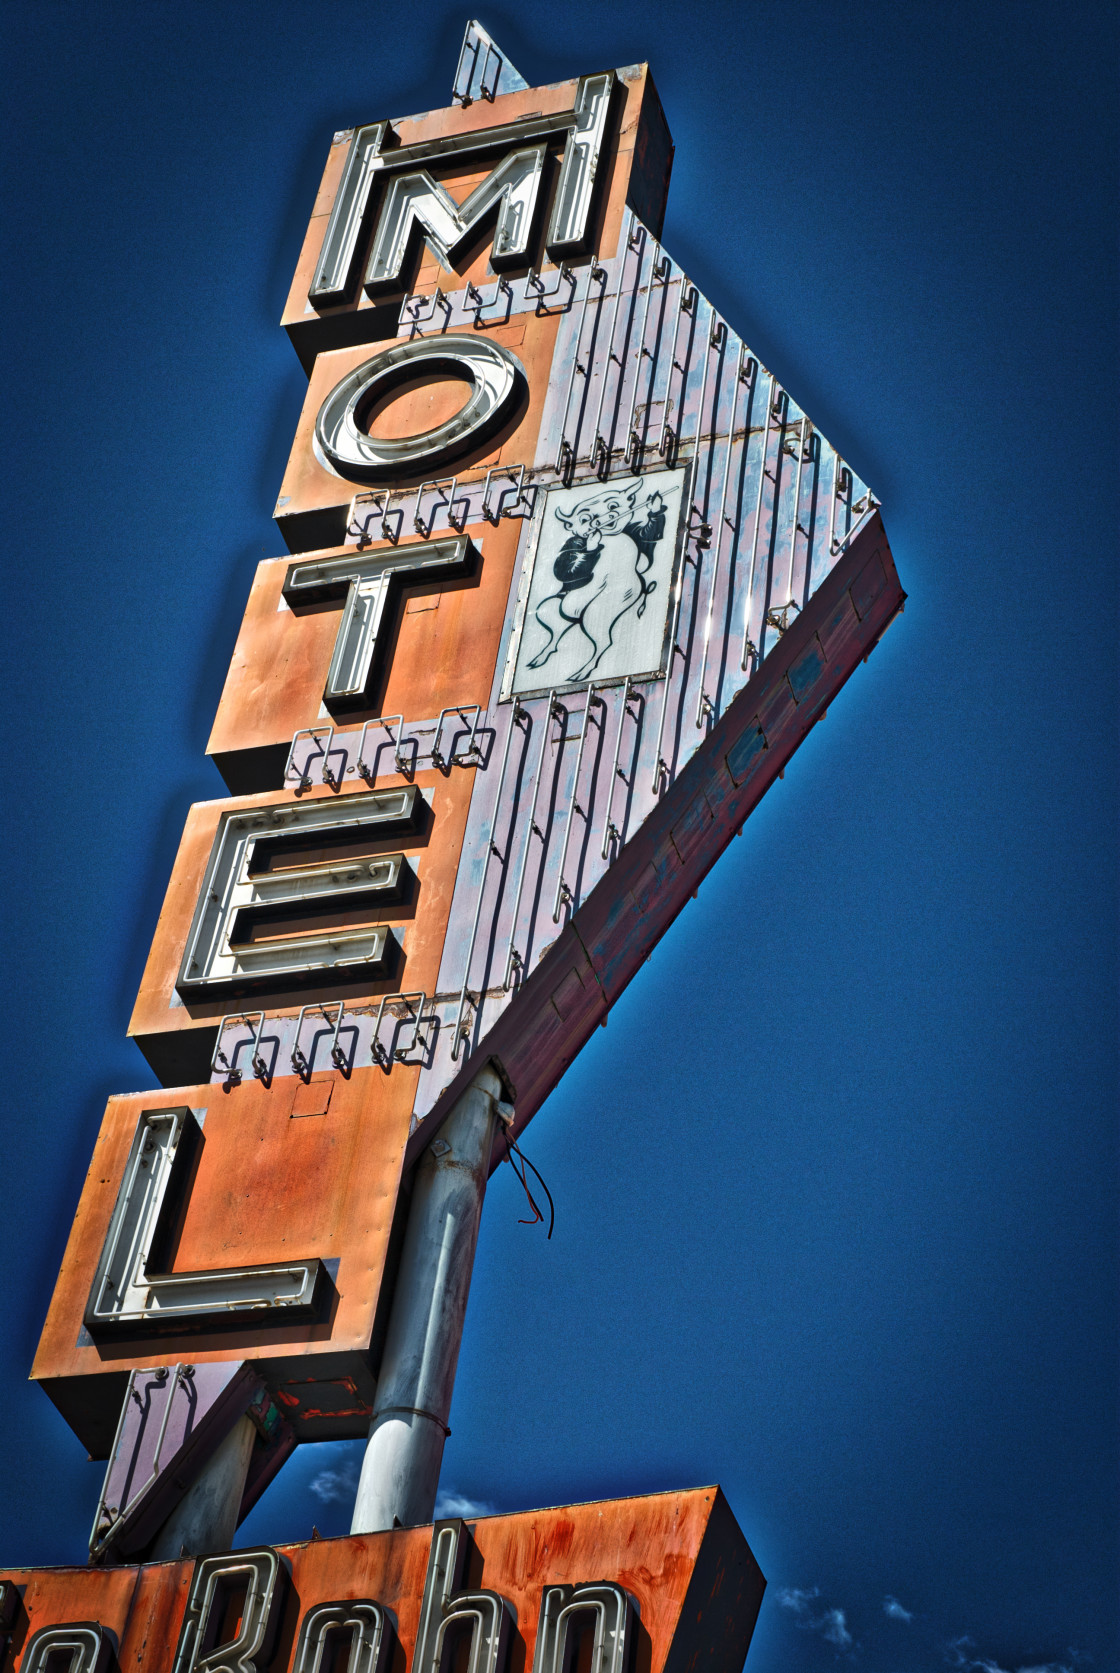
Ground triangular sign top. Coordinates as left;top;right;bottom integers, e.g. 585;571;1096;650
453;18;529;105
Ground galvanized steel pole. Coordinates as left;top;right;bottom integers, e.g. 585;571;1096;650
148;1413;256;1560
351;1063;505;1533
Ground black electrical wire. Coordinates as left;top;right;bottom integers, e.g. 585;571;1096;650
504;1132;555;1239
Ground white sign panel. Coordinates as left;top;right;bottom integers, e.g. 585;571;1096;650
504;468;687;697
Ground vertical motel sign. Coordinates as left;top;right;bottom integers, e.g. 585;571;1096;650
6;19;903;1672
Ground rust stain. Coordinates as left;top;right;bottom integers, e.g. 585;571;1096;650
0;1489;763;1673
127;767;474;1073
281;68;672;368
273;311;561;552
31;1066;413;1451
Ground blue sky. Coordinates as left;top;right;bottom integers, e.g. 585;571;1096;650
1;4;1115;1672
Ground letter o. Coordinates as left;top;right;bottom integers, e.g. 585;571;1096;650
315;335;525;482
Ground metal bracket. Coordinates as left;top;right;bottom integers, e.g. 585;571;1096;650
687;505;713;549
625;239;668;466
553;686;603;922
431;704;483;769
601;678;641;858
505;692;565;987
291;1000;348;1075
285;725;338;790
765;598;801;637
524;264;574;314
555;263;607;475
372;991;433;1065
588;213;637;476
414;477;466;536
211;1011;268;1082
453;31;492;105
466;275;512;327
482;463;530;524
358;714;408;780
348;491;396;547
453;698;528;1056
400;288;451;335
833;491;879;555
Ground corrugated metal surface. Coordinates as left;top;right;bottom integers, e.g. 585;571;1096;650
163;232;887;1116
411;516;903;1161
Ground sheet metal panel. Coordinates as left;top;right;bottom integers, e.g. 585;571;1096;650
206;522;524;792
134;225;893;1132
0;1488;762;1673
32;1068;414;1455
127;766;476;1088
407;516;904;1165
282;66;674;371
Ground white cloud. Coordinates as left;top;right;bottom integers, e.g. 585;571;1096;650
307;1469;496;1520
435;1489;497;1520
943;1635;1080;1673
777;1586;821;1618
775;1587;852;1650
884;1595;914;1623
821;1609;853;1649
309;1459;360;1504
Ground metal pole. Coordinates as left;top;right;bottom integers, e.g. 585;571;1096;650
147;1413;256;1560
351;1063;506;1533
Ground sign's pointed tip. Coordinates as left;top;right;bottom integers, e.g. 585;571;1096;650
453;18;529;106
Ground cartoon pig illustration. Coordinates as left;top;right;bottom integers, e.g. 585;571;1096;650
526;479;667;681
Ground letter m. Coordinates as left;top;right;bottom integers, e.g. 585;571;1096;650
365;145;547;292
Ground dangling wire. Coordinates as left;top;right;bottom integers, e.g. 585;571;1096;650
504;1133;555;1239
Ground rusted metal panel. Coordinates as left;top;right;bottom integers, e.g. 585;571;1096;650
0;1488;762;1673
274;314;561;554
282;67;673;373
127;767;476;1086
32;1068;414;1454
206;523;528;793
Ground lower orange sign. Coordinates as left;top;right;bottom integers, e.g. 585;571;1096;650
0;1489;763;1673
